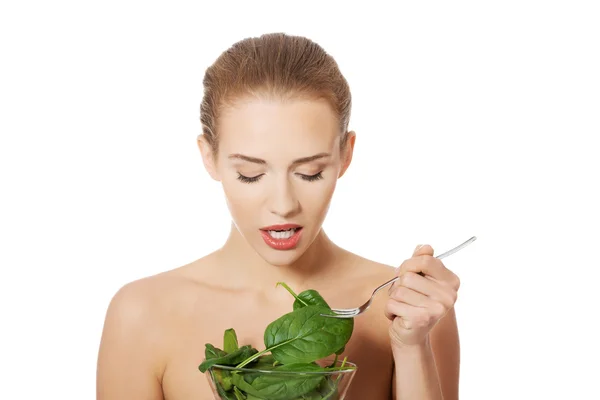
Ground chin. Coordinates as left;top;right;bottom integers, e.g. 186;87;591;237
256;247;305;267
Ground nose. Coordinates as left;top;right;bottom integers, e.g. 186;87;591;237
268;177;301;218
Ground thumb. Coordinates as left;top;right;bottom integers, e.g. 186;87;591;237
413;244;434;257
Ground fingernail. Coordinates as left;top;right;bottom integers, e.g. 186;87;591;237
414;244;424;251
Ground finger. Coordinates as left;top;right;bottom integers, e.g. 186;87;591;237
388;274;426;297
413;244;434;257
386;299;447;331
388;246;430;295
385;300;434;331
391;314;412;331
384;298;422;321
391;310;429;332
389;285;434;308
399;255;458;286
397;272;457;307
412;245;433;277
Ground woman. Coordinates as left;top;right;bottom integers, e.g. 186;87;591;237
96;32;461;400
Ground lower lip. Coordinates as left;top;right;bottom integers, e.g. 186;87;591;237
260;228;303;250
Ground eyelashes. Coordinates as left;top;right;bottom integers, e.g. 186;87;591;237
236;173;263;184
300;172;324;182
236;172;324;184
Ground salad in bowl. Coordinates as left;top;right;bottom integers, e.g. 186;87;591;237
198;283;357;399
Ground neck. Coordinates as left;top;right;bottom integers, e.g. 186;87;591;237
214;222;346;292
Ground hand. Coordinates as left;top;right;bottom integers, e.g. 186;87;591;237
385;244;461;348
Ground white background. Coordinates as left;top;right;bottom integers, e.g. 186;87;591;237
1;1;599;399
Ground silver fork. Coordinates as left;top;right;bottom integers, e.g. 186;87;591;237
321;236;477;318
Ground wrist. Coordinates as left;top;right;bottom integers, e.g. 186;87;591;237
391;335;432;357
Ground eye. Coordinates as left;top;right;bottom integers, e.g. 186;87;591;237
237;173;263;183
298;172;324;182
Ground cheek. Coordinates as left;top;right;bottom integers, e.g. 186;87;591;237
221;180;260;221
297;179;337;215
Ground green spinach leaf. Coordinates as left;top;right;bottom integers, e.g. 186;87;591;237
295;290;330;310
214;379;237;400
224;328;239;354
233;386;246;400
231;363;325;400
213;369;233;391
264;306;353;365
205;343;228;360
199;345;258;372
276;282;330;309
199;282;356;400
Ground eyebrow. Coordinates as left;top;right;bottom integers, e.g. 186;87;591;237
228;152;331;165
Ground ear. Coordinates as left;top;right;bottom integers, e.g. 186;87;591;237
197;134;220;181
338;131;356;178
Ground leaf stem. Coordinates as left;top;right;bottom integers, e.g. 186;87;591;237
276;282;309;307
235;347;272;369
235;337;295;368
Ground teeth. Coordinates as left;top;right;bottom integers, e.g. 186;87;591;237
268;228;297;239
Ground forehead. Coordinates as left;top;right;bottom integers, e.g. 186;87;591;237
217;96;340;158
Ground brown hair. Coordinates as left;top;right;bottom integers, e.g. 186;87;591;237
199;32;352;153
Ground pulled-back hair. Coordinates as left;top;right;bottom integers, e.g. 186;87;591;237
200;32;352;153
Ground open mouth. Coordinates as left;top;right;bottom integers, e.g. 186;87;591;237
259;225;303;250
266;227;301;239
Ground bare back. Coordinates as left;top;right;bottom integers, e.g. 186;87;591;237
97;250;398;400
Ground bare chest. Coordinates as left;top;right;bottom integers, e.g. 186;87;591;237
160;293;394;400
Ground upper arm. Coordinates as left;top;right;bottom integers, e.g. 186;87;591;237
96;281;165;400
430;306;460;400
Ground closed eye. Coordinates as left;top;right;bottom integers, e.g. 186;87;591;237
297;172;324;182
237;172;323;183
237;173;263;183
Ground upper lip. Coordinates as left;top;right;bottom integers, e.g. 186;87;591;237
260;224;302;231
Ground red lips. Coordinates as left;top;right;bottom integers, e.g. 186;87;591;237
259;224;303;250
260;223;302;231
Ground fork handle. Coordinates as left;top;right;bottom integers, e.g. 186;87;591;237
379;272;424;295
385;236;477;293
375;276;400;295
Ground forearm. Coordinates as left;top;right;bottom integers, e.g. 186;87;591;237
392;336;443;400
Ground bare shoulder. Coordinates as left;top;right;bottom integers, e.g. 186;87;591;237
96;255;216;399
341;249;397;286
103;267;197;324
96;275;168;398
108;272;179;311
106;250;221;310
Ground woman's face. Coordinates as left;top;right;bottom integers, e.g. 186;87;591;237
200;96;354;266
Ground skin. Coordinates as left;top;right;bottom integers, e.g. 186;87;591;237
96;95;461;400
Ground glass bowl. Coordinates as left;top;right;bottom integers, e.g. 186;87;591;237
205;358;357;400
